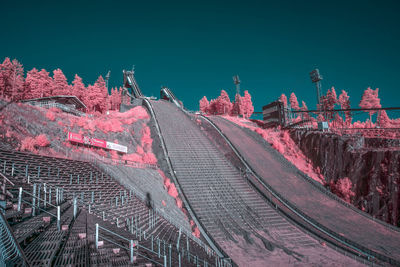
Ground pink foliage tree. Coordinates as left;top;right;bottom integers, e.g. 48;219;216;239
331;177;355;203
37;69;54;98
289;92;299;110
199;96;209;113
231;93;241;116
279;93;288;108
215;90;233;115
0;57;24;101
377;110;391;128
85;76;107;113
52;69;70;96
24;68;42;99
72;74;86;102
241;90;254;119
359;87;381;126
338;90;351;126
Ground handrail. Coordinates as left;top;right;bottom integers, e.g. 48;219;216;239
143;99;227;262
201;115;400;266
0;211;30;266
96;223;164;266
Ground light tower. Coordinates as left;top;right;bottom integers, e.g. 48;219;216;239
105;70;111;92
233;75;241;95
309;69;323;109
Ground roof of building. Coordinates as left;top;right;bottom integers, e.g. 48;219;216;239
21;95;87;110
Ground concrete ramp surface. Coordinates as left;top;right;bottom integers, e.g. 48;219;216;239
149;100;367;266
210;115;400;265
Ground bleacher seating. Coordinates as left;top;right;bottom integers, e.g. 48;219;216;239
0;148;215;266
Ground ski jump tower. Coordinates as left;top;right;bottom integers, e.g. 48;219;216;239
122;66;143;104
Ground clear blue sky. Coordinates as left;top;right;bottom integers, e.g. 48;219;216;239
1;0;399;113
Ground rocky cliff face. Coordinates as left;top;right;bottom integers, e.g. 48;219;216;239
291;130;400;227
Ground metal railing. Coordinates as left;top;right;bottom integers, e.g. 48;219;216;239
0;212;29;267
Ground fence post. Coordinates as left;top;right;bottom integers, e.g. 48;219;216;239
25;165;28;177
130;240;134;263
57;206;60;231
73;197;77;219
56;188;59;205
91;191;94;203
164;255;167;267
37;184;41;211
179;252;181;267
11;163;14;176
95;223;99;249
177;227;181;250
3;161;6;173
27;175;30;184
17;187;22;212
169;244;172;267
49;187;51;204
70;174;72;185
37;166;40;178
32;183;37;216
77;175;79;184
158;238;160;258
102;211;105;220
43;183;47;208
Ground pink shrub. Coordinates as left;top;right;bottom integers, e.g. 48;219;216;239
331;177;355;203
142;152;157;164
168;183;179;198
95;118;124;133
20;134;50;152
162;200;166;206
46;110;56;121
192;226;200;238
176;198;183;209
20;137;36;152
35;134;50;147
136;145;144;155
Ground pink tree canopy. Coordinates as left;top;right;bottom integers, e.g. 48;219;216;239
241;90;254;119
215;90;233;115
338;90;351;126
289;92;299;110
279;93;288;108
72;74;85;101
359;87;381;124
37;69;54;98
52;69;69;96
0;57;24;101
199;96;210;113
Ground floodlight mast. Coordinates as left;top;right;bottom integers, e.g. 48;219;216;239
309;69;323;110
233;75;241;95
105;70;111;92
